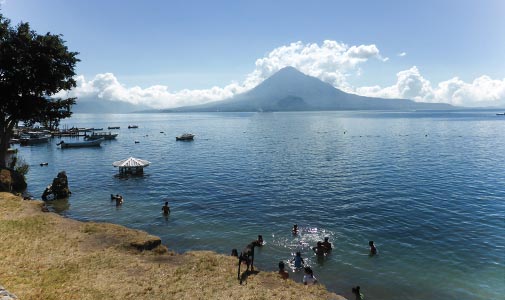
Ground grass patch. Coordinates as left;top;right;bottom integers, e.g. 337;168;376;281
0;193;346;300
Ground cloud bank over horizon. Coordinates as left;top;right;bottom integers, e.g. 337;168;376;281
63;40;505;109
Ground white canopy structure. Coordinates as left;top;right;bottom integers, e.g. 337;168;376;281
112;157;150;175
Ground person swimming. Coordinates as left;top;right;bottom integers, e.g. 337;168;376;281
292;224;299;234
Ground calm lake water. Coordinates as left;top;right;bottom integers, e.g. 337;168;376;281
17;111;505;300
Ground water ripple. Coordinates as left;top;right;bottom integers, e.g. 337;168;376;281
18;111;505;300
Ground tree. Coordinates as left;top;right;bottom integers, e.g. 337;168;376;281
0;14;79;167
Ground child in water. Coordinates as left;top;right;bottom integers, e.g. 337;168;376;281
302;267;317;285
291;251;305;268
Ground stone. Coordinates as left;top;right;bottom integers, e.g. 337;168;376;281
0;168;27;193
42;171;71;200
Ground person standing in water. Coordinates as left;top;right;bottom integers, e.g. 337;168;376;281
257;235;264;245
162;201;170;215
278;261;289;279
352;286;365;299
322;237;332;251
291;251;305;268
369;241;377;255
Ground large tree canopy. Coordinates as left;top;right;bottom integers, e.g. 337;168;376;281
0;14;79;167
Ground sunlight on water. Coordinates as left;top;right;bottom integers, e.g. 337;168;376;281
17;111;505;300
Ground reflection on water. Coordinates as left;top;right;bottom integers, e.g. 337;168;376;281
16;111;505;300
46;198;70;213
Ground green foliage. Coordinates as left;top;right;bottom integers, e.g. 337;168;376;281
14;156;29;177
0;13;79;166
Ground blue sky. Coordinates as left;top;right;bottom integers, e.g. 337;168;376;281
2;0;505;108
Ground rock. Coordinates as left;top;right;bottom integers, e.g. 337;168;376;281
130;237;162;251
0;168;27;193
0;284;17;299
42;171;71;200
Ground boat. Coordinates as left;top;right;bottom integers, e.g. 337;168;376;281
128;125;138;129
19;132;51;145
85;132;118;140
108;126;120;129
91;128;103;131
57;138;104;148
176;133;195;141
496;113;505;116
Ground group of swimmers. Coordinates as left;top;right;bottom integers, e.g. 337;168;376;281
285;224;377;298
110;196;172;215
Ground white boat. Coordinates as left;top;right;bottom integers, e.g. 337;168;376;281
176;133;195;141
85;132;118;140
19;132;51;145
57;138;104;148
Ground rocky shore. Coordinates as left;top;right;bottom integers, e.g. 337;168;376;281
0;192;346;299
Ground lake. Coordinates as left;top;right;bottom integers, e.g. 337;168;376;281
17;111;505;300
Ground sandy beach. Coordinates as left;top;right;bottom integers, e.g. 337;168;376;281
0;192;346;299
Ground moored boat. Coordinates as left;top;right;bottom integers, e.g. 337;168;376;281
85;132;118;140
19;132;51;145
176;133;195;141
108;126;120;129
57;138;104;148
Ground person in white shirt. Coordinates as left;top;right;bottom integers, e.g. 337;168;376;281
302;267;317;285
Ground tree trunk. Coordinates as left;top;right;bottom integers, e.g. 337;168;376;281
0;120;14;169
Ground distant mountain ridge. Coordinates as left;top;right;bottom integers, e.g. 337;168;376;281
72;99;150;114
166;66;453;112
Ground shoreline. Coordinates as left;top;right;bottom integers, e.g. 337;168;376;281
0;192;346;299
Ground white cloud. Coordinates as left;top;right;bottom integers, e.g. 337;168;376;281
65;40;385;108
247;41;386;90
61;73;245;109
356;66;505;107
398;52;407;57
62;40;505;108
